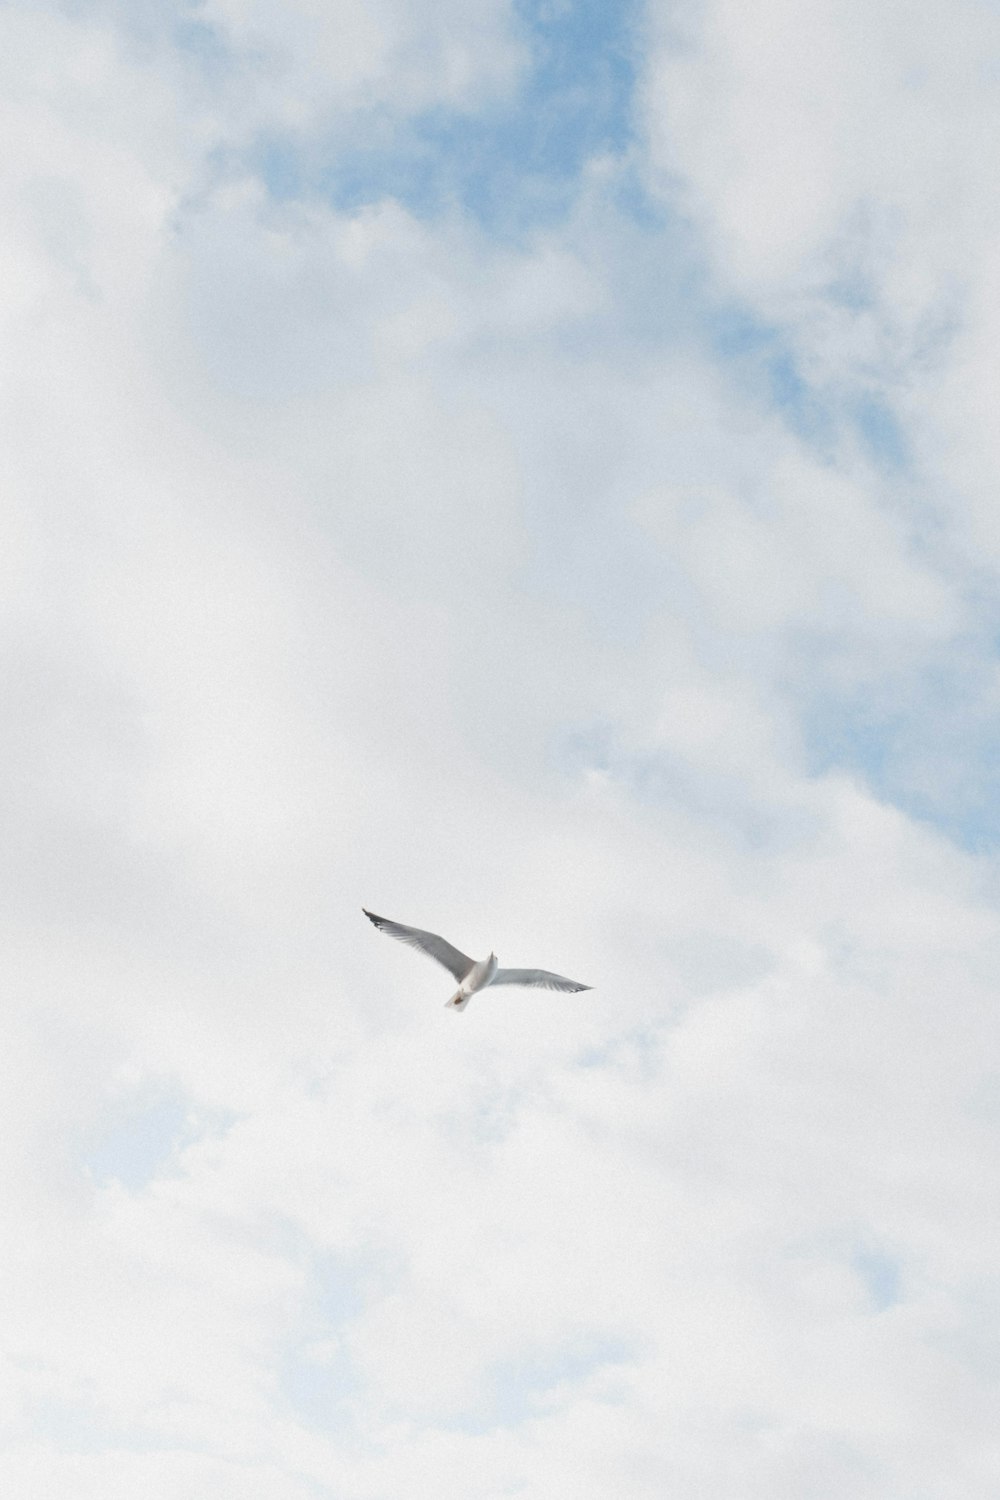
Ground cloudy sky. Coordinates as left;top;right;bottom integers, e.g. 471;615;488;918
4;0;1000;1494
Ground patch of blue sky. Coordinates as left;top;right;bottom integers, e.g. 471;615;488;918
446;1336;633;1434
823;262;876;315
84;1086;238;1192
557;721;614;778
252;0;644;235
84;1090;190;1192
574;1024;661;1072
710;309;835;452
279;1252;363;1432
803;698;900;789
853;1247;902;1311
800;660;1000;852
279;1341;358;1433
310;1252;364;1327
785;1234;903;1316
75;0;234;80
851;392;909;470
172;15;232;81
710;304;910;470
554;724;819;851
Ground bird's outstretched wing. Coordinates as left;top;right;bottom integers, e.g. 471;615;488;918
491;968;591;993
362;910;474;981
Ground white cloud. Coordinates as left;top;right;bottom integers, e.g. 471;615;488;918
195;0;526;137
1;0;1000;1496
643;0;1000;312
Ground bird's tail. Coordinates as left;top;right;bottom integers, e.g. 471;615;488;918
445;990;470;1012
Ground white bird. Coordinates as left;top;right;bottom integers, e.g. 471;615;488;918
363;909;592;1012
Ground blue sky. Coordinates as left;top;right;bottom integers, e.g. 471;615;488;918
3;0;1000;1495
195;0;991;854
247;0;641;230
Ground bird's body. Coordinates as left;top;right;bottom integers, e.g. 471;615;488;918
450;951;498;1011
362;910;590;1011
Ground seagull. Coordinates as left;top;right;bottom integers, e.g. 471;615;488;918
363;909;592;1012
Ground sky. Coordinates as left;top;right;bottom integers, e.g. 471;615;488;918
3;0;1000;1495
